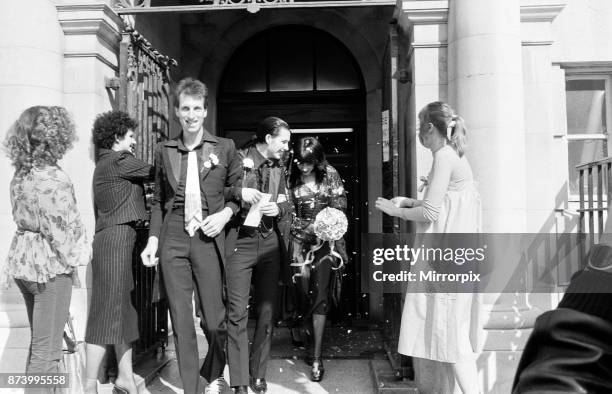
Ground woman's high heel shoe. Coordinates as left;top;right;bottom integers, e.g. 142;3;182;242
311;357;325;382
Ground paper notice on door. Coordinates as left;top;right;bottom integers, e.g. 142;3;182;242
243;193;272;227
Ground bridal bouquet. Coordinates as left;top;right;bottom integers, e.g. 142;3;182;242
291;208;348;277
313;207;348;243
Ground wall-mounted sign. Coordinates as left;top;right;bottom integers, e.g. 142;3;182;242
382;110;390;162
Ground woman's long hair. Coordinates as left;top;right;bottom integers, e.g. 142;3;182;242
289;137;328;188
419;101;467;157
3;106;77;175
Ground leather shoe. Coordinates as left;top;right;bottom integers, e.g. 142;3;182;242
250;378;267;393
232;386;248;394
311;357;325;382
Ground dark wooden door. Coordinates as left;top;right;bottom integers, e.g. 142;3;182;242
216;25;367;323
218;100;366;322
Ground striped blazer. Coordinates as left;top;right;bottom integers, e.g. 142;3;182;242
93;149;154;232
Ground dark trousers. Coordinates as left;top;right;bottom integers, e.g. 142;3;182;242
15;274;73;374
293;242;334;316
160;211;226;394
226;230;281;387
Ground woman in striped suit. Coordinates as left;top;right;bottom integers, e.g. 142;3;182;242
85;111;153;394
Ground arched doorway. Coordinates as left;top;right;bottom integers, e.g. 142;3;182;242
217;25;367;322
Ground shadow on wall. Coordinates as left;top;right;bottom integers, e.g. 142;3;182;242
476;184;582;394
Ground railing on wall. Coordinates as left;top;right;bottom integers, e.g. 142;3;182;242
576;157;612;266
118;25;176;356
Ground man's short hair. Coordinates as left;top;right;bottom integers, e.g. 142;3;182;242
175;77;208;109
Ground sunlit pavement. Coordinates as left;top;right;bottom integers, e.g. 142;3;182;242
148;357;375;394
146;323;380;394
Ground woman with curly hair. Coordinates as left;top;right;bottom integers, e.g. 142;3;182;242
85;111;153;394
287;137;348;382
3;106;90;379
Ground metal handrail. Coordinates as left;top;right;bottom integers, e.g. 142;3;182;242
576;157;612;266
575;156;612;170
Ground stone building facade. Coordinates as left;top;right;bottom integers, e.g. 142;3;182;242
1;0;610;392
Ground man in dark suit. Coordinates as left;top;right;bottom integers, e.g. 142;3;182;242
141;78;242;394
512;243;612;394
224;117;293;394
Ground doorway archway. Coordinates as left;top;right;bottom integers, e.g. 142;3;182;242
218;25;367;321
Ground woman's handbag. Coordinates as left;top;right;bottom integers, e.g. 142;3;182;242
61;314;86;393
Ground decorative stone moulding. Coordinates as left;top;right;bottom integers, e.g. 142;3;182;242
57;3;125;70
116;0;151;8
114;0;395;14
520;2;566;22
393;0;449;26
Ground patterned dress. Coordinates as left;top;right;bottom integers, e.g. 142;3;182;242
6;166;90;284
289;164;347;316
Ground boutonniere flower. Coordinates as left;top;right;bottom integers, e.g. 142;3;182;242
203;153;219;169
243;157;254;171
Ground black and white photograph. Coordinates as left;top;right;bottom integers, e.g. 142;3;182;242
0;0;611;393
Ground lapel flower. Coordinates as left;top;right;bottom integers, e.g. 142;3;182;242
243;157;254;170
203;153;219;169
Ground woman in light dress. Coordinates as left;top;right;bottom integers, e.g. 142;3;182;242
375;101;482;394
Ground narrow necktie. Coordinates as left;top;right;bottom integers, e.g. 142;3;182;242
184;150;202;237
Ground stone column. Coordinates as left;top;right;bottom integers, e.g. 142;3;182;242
396;2;453;392
56;2;123;339
0;0;65;372
396;1;568;393
447;2;566;393
520;0;567;323
448;2;527;393
448;0;526;232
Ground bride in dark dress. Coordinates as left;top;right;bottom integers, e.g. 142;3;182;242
288;136;348;382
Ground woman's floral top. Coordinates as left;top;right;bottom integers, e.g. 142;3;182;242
5;166;90;284
289;165;347;245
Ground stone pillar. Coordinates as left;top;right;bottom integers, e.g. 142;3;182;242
0;0;65;372
56;2;123;339
521;3;566;233
396;0;450;199
0;0;64;258
448;2;527;393
520;0;567;324
396;2;453;392
447;2;566;393
448;0;526;232
396;1;568;393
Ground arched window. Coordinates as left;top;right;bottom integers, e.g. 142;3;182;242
220;25;363;94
